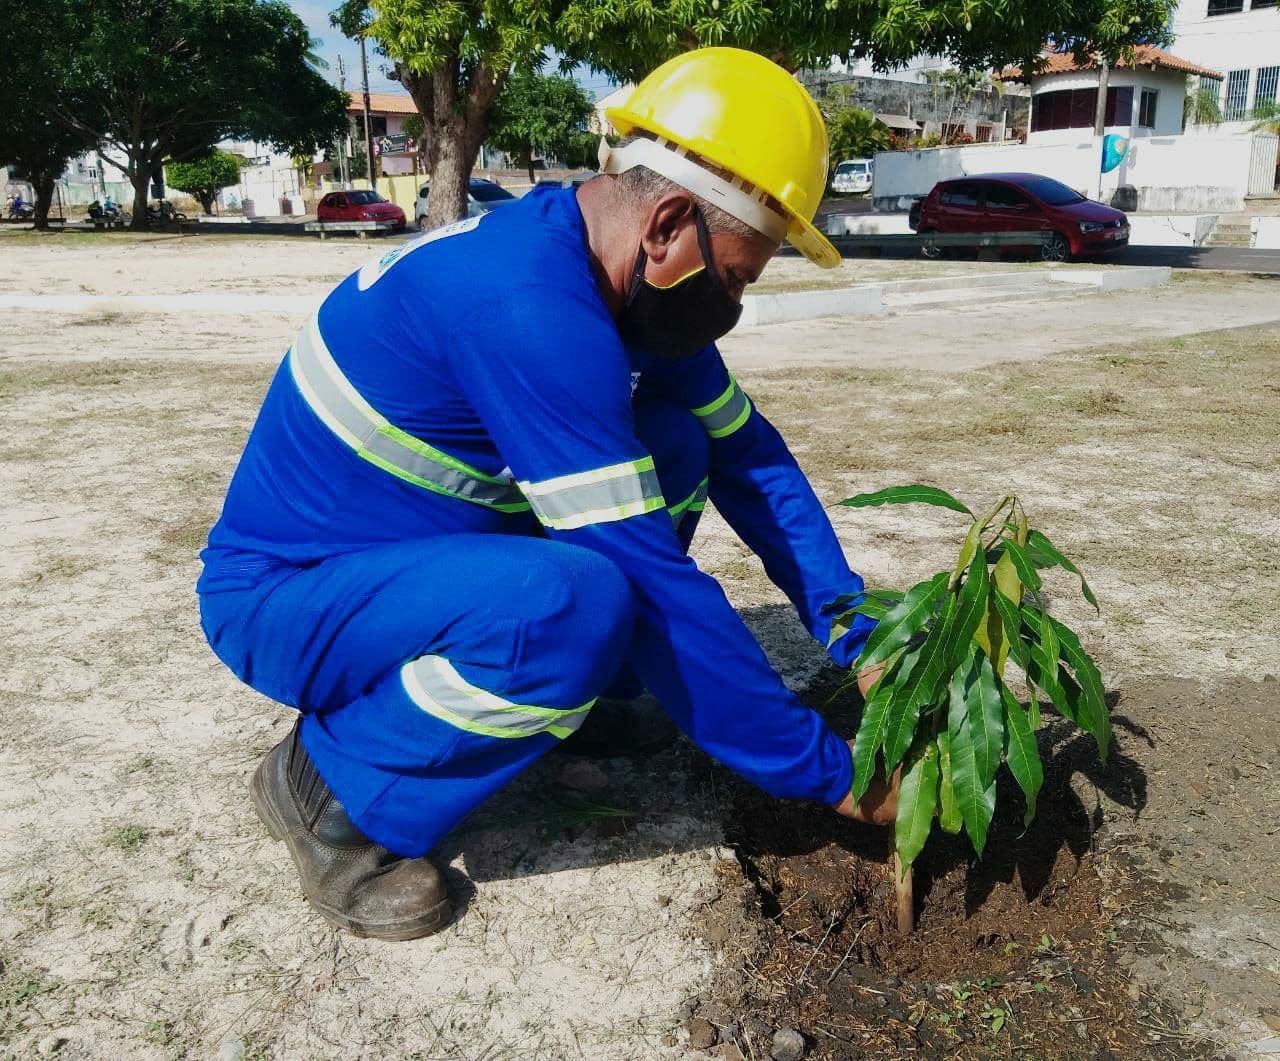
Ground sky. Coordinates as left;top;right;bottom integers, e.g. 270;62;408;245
289;0;619;100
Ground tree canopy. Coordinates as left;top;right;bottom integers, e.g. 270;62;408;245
166;150;244;215
30;0;348;227
489;71;596;181
821;98;891;169
358;0;1176;226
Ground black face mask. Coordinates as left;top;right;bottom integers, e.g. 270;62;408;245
617;208;743;360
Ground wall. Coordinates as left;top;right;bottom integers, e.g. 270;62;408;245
799;70;1029;132
1026;67;1188;143
1172;1;1280;112
872;133;1265;212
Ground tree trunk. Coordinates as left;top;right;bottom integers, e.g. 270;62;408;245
403;55;506;229
525;149;535;185
31;171;56;231
129;166;151;230
198;191;215;215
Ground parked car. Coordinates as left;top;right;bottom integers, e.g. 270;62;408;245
317;189;406;230
910;172;1129;261
414;178;517;230
831;158;874;195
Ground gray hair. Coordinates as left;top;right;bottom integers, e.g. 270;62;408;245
612;135;757;239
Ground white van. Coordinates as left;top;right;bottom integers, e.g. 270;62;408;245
832;158;874;195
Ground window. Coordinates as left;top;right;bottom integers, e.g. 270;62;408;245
1030;87;1134;131
984;184;1031;211
347;190;384;204
939;182;981;208
1207;0;1244;12
1258;66;1280;106
467;180;516;202
1253;0;1277;8
1225;69;1251;119
369;116;388;138
1022;177;1085;206
1139;89;1159;128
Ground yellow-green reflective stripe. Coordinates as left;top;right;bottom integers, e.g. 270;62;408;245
519;457;666;531
289;316;530;511
669;476;709;526
401;655;595;740
692;375;753;439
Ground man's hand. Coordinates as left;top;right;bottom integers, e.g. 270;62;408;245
831;741;899;825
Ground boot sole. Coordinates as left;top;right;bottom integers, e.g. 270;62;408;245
250;759;451;942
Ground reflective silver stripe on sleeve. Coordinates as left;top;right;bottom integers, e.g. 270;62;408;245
518;458;667;531
288;317;529;511
401;655;594;739
691;376;753;439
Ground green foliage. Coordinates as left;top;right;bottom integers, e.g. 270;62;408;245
490;70;597;180
1183;79;1222;127
1247;99;1280;137
821;93;892;170
832;488;1109;870
17;0;347;226
166;150;243;214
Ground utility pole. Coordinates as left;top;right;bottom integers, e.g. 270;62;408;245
359;35;376;186
1093;56;1110;200
336;54;350;188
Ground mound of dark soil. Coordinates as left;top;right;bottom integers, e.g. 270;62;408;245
699;669;1219;1059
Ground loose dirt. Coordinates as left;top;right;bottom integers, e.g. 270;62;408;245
1;232;1277;1058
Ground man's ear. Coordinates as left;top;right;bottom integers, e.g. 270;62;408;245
639;192;697;266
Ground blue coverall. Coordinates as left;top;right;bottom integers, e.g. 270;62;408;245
198;185;875;857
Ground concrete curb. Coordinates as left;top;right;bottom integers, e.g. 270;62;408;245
0;266;1172;324
0;293;319;314
1048;266;1172;291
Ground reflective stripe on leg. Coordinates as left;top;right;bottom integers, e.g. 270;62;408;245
669;476;709;530
400;655;595;739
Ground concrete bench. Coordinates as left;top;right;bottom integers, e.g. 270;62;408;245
304;220;400;240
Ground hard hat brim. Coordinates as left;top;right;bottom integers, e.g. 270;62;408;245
789;216;841;269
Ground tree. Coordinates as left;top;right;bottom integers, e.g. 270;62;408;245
32;0;348;229
166;150;243;215
1183;79;1223;128
357;0;1175;227
0;0;96;230
1247;98;1280;137
819;87;891;167
489;71;596;182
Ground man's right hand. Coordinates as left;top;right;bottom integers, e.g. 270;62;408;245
831;738;899;826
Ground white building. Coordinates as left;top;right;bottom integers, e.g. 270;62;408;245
1171;0;1280;118
1000;45;1222;143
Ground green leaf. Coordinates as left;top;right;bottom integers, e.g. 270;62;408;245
948;665;997;857
990;587;1032;672
999;539;1043;597
966;652;1004;790
854;572;948;672
894;737;939;870
951;494;1011;587
882;596;956;772
943;547;990;671
850;645;922;803
839;484;973;517
1025;529;1099;612
936;731;961;834
1022;610;1111;761
1000;684;1043;827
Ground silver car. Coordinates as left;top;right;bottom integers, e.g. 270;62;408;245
831;158;874;195
414;178;517;230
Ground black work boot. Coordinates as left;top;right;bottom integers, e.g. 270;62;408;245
250;720;451;941
554;693;677;759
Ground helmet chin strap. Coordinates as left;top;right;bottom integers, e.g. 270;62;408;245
599;135;789;244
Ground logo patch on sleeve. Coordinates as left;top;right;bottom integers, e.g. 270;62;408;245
357;214;482;291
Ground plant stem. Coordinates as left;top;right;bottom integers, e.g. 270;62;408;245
893;852;914;933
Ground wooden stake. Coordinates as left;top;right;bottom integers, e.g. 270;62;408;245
893;852;914;934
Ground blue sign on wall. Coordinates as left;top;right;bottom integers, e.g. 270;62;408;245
1101;133;1129;173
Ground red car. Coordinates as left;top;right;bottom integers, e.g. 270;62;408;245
317;189;406;231
909;173;1129;262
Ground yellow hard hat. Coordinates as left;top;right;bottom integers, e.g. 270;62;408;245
605;47;839;269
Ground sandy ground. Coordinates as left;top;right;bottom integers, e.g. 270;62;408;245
2;231;1278;1057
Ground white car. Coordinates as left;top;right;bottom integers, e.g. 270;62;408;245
832;158;874;195
414;178;517;230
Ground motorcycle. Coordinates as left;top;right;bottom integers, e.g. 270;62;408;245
147;199;187;224
6;199;34;220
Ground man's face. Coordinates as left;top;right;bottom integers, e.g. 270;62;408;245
640;195;779;302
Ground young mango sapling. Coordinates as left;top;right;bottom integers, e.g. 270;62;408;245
828;486;1110;933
